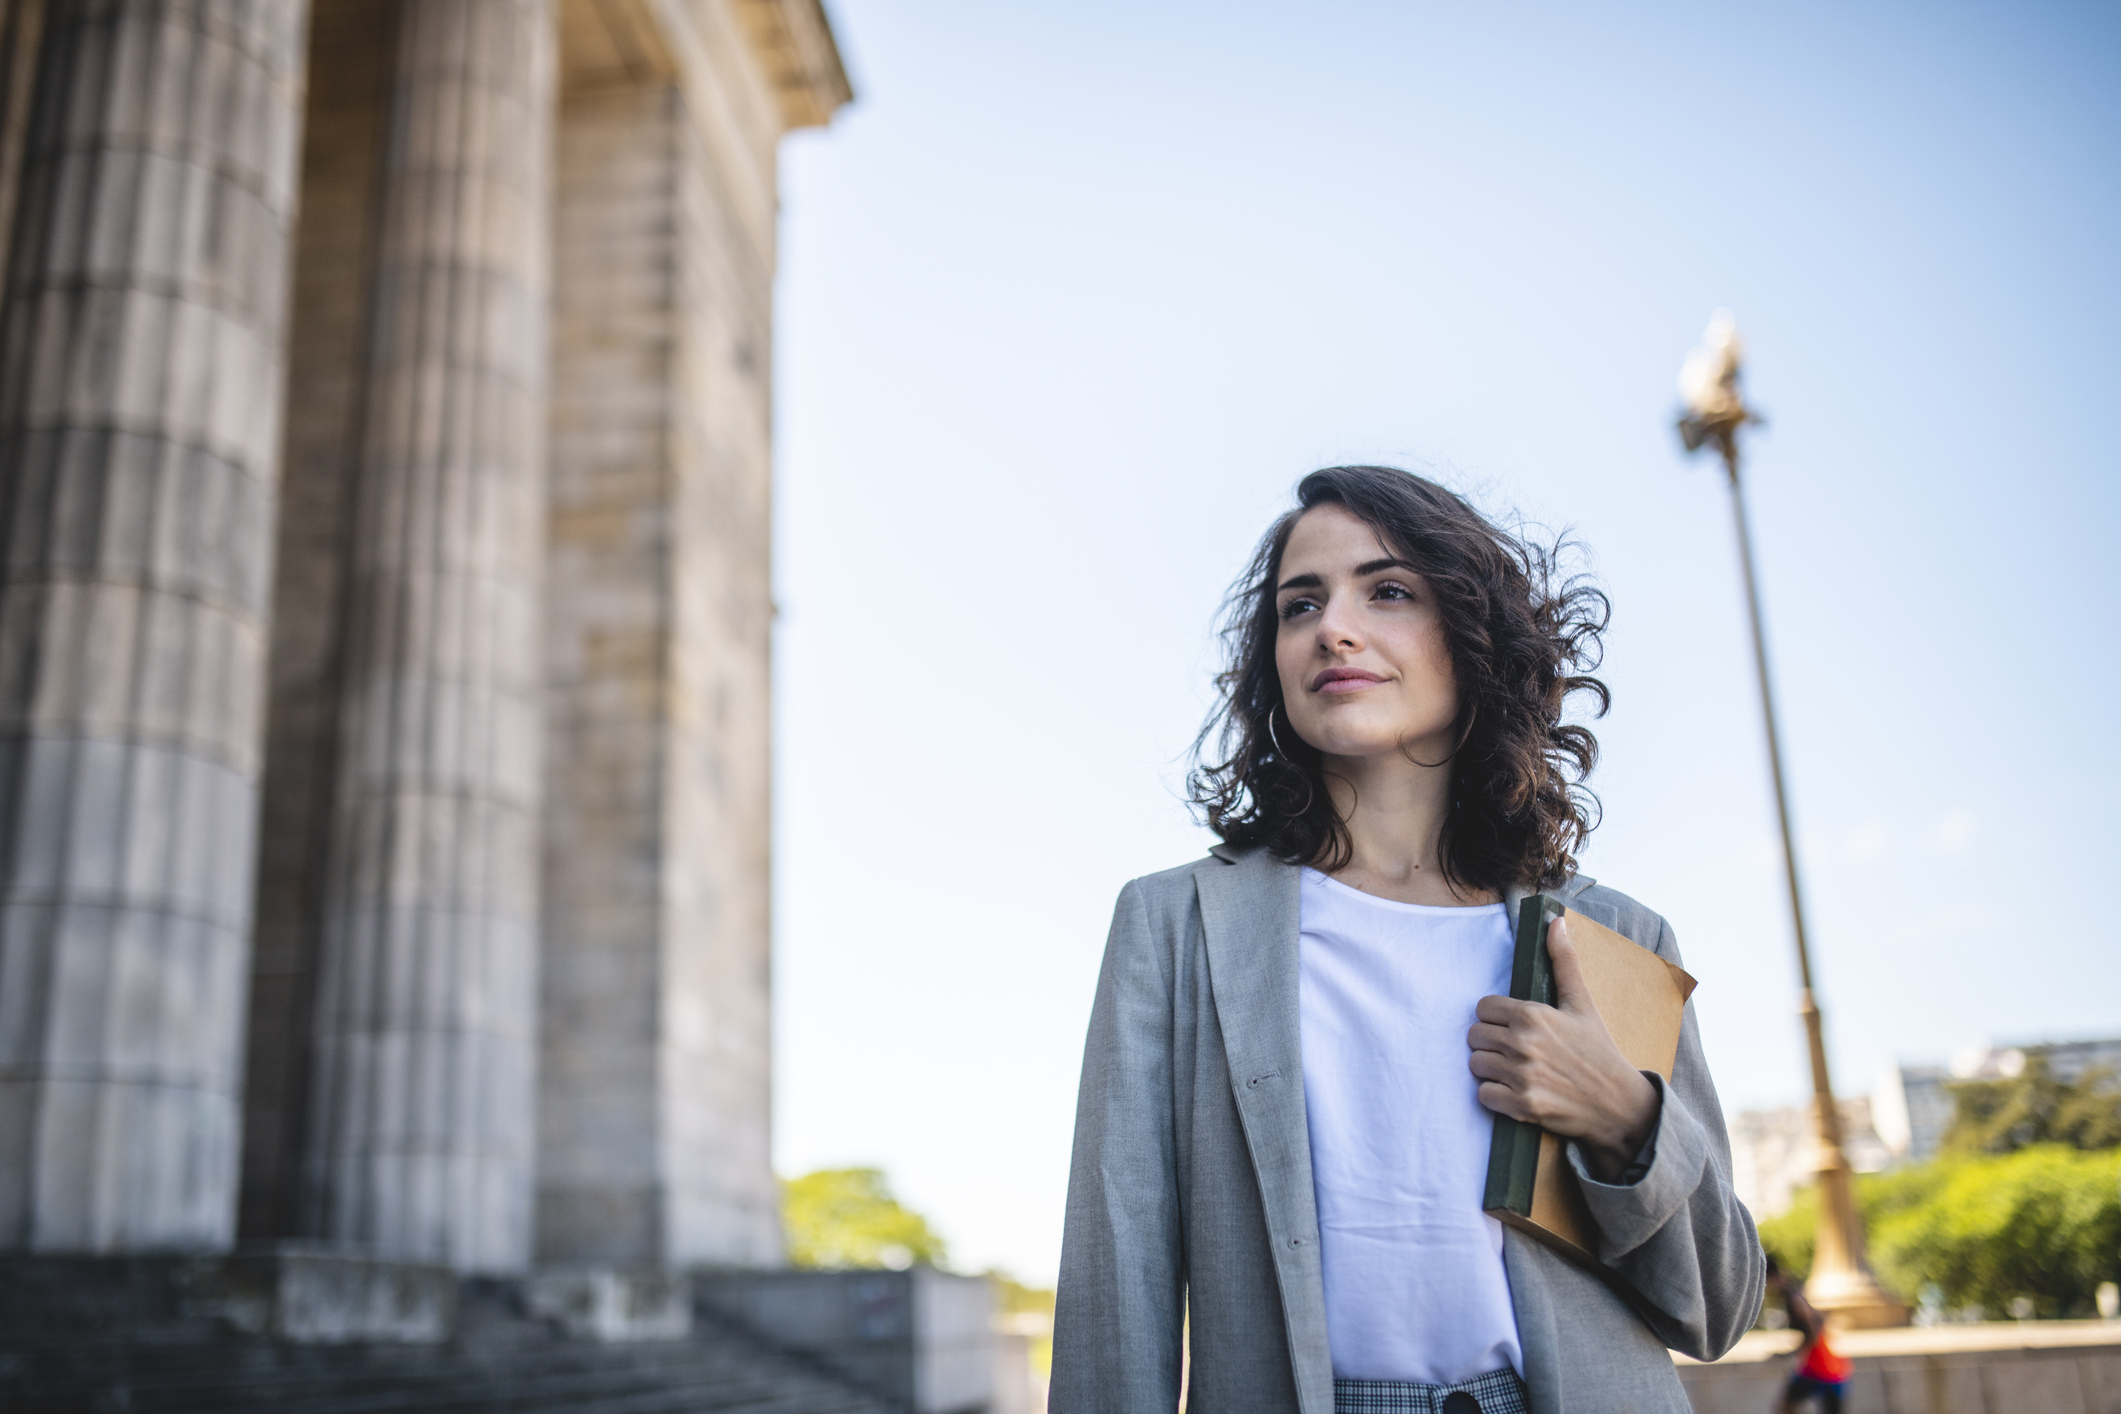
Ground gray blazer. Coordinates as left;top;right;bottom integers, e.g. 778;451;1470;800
1051;843;1765;1413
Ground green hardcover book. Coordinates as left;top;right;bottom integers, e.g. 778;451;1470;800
1481;894;1565;1218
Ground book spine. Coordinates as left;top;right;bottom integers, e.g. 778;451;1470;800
1481;894;1563;1216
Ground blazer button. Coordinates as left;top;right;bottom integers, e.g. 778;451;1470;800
1441;1392;1479;1414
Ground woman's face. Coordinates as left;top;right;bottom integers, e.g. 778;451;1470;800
1273;504;1460;765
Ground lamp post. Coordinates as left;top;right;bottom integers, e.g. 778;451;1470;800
1676;314;1906;1329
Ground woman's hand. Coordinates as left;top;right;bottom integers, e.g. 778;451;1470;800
1467;916;1661;1183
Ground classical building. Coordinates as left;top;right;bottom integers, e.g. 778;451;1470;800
0;0;847;1280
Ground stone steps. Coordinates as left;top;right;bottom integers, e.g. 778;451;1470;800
7;1338;898;1414
0;1263;902;1414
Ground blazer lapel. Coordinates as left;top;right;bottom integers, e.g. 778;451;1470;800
1197;846;1334;1414
1505;872;1597;922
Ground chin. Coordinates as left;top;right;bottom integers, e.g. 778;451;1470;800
1296;725;1402;760
1299;717;1456;764
1316;742;1406;764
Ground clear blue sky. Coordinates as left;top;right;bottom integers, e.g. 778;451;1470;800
768;0;2121;1283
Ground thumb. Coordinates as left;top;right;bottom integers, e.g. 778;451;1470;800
1546;916;1598;1018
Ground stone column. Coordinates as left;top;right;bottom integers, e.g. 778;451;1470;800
298;0;552;1272
0;0;309;1251
539;15;788;1269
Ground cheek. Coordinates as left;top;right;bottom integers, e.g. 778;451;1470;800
1393;620;1458;700
1425;654;1460;709
1273;629;1306;700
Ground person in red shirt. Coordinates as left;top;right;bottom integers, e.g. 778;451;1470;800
1767;1256;1852;1412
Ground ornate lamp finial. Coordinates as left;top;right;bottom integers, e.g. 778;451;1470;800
1676;311;1757;463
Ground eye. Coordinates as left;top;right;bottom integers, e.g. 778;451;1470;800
1278;596;1318;621
1373;581;1415;602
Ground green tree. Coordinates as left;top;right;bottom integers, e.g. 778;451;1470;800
1755;1161;1951;1284
781;1168;949;1270
1944;1056;2121;1155
1870;1146;2121;1318
1754;1186;1817;1282
988;1270;1055;1320
1756;1147;2121;1318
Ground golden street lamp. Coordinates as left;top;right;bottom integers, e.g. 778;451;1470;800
1676;313;1906;1328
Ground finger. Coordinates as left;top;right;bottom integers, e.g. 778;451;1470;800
1468;1049;1514;1083
1467;1022;1519;1055
1476;1080;1526;1119
1475;994;1525;1025
1546;916;1599;1019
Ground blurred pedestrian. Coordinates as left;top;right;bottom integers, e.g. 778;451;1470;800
1767;1255;1853;1413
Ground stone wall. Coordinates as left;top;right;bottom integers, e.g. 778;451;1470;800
1678;1323;2121;1414
657;0;783;1269
698;1268;1002;1414
541;75;684;1265
539;0;790;1270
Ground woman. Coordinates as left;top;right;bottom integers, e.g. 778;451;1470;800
1052;466;1763;1413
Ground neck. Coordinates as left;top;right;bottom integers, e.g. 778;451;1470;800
1319;748;1495;907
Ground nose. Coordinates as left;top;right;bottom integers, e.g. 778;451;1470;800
1313;592;1364;652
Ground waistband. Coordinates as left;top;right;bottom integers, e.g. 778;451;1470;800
1332;1366;1530;1414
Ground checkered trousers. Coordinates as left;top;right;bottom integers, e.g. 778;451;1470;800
1332;1366;1531;1414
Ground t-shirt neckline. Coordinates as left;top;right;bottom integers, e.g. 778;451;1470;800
1300;866;1507;916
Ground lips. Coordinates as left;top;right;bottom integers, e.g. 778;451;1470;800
1311;667;1387;693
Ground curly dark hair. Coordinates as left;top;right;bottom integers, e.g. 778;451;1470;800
1189;466;1611;893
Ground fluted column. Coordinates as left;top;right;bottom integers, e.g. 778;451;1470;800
0;0;308;1251
300;0;552;1272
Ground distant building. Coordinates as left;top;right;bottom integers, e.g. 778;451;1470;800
1869;1065;1953;1166
1729;1098;1890;1220
2014;1036;2121;1085
1730;1034;2121;1219
1872;1037;2121;1164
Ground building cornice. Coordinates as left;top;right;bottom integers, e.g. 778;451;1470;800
729;0;852;130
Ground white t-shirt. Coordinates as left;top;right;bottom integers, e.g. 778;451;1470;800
1297;867;1524;1385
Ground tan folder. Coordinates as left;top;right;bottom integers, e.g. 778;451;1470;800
1481;896;1698;1268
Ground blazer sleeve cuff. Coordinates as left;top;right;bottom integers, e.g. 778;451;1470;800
1564;1072;1711;1258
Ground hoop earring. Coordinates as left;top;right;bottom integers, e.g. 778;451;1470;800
1408;703;1479;770
1266;704;1316;817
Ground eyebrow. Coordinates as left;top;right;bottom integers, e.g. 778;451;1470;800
1276;557;1421;593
